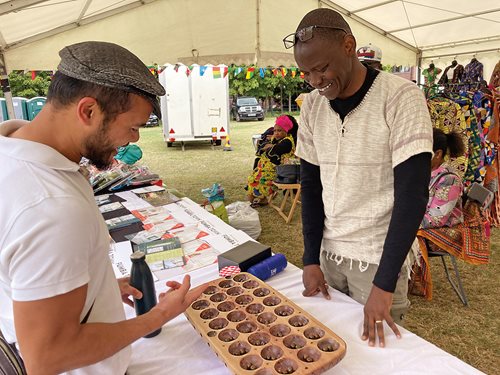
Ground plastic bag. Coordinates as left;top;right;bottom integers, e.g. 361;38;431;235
201;183;225;202
226;201;262;240
203;200;229;224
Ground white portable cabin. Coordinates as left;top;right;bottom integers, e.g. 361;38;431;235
159;63;230;149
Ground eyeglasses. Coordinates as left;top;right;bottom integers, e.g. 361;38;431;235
282;25;350;49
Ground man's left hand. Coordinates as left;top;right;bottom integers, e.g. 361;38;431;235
361;285;401;347
117;277;143;307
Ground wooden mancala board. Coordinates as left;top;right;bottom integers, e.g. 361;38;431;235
184;272;346;375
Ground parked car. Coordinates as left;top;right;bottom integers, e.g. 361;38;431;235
145;113;159;127
231;97;264;121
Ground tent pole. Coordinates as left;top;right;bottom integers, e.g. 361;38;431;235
0;50;15;120
416;49;422;86
255;0;261;65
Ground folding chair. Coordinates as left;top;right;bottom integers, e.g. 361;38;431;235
425;241;469;306
268;182;301;224
418;182;493;306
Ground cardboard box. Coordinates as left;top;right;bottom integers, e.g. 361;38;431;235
217;241;271;272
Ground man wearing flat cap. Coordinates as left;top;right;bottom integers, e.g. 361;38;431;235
0;41;204;374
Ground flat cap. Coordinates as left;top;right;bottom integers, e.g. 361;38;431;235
57;41;165;118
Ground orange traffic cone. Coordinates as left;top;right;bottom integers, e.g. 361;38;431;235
223;135;233;151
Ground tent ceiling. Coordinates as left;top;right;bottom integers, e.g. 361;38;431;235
323;0;500;57
0;0;157;50
0;0;499;59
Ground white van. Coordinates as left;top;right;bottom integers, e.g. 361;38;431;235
159;63;230;150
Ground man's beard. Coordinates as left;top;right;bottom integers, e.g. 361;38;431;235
83;121;116;170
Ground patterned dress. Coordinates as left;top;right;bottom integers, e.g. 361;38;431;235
247;135;295;199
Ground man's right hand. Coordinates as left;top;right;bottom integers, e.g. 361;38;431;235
154;275;208;322
302;264;330;300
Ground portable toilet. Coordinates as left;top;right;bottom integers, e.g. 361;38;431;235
26;96;46;120
12;97;28;120
0;98;8;122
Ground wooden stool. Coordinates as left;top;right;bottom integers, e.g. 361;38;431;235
268;182;301;223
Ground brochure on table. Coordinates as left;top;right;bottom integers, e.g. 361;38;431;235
109;196;252;281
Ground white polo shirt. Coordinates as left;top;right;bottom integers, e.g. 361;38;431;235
0;120;130;374
296;72;433;265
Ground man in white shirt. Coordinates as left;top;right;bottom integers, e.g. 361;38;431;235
0;41;205;374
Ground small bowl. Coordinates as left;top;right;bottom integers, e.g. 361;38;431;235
261;345;284;361
227;310;246;323
228;341;251;356
208;318;228;330
317;338;340;352
263;296;281;306
248;332;270;346
209;293;227;303
297;347;321;362
191;300;210;310
199;308;219;320
236;321;258;334
274;305;294;317
283;334;307;350
240;355;263;371
269;324;291;338
218;329;239;342
274;358;298;374
245;303;265;315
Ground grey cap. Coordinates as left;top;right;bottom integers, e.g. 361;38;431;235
57;41;165;118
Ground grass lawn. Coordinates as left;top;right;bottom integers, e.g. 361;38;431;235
137;119;499;374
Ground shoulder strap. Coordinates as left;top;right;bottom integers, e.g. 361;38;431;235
429;171;458;190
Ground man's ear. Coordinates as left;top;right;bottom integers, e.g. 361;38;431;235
76;97;99;127
344;34;357;56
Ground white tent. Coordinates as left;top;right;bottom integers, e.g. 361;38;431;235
0;1;499;79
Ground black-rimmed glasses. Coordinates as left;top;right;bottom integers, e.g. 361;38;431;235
282;25;350;49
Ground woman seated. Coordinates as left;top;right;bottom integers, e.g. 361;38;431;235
422;128;466;229
247;115;298;207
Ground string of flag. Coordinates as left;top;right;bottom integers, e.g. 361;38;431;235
154;65;305;80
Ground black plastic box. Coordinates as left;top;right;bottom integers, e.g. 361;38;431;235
218;241;271;272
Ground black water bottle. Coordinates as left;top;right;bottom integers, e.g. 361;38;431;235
130;251;162;338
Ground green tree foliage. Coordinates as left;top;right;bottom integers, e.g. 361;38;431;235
0;71;51;98
229;65;308;102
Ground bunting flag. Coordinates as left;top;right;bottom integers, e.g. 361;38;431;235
246;67;255;79
280;67;287;77
186;65;193;77
174;63;180;72
291;67;297;78
300;71;305;79
213;66;221;79
259;67;265;78
199;66;207;76
223;66;228;78
235;67;243;76
272;68;278;77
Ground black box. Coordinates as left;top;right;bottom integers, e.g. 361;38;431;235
218;241;271;272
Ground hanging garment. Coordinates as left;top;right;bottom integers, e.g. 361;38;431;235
489;61;500;89
464;58;484;83
427;98;469;178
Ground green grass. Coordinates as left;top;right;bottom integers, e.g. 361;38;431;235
137;120;499;374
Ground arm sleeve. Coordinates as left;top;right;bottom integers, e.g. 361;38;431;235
422;174;462;229
294;93;320;165
386;82;433;167
301;159;325;266
266;139;293;165
373;153;431;292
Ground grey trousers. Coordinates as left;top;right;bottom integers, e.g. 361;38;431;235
320;251;410;324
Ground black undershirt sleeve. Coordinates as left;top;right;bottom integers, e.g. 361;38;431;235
300;159;325;266
373;152;431;292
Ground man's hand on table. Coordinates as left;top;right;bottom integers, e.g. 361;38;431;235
302;264;330;300
117;277;142;307
362;285;401;347
154;275;208;322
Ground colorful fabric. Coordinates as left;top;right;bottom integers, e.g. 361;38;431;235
422;165;463;229
428;98;469;178
464;59;483;83
489;61;500;89
248;135;295;199
452;64;465;84
414;201;491;299
212;67;221;79
423;67;441;96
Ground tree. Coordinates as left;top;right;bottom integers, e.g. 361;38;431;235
228;66;308;112
0;71;51;98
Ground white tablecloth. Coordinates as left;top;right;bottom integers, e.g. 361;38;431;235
125;263;483;375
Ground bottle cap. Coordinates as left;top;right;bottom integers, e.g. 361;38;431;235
130;251;146;261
